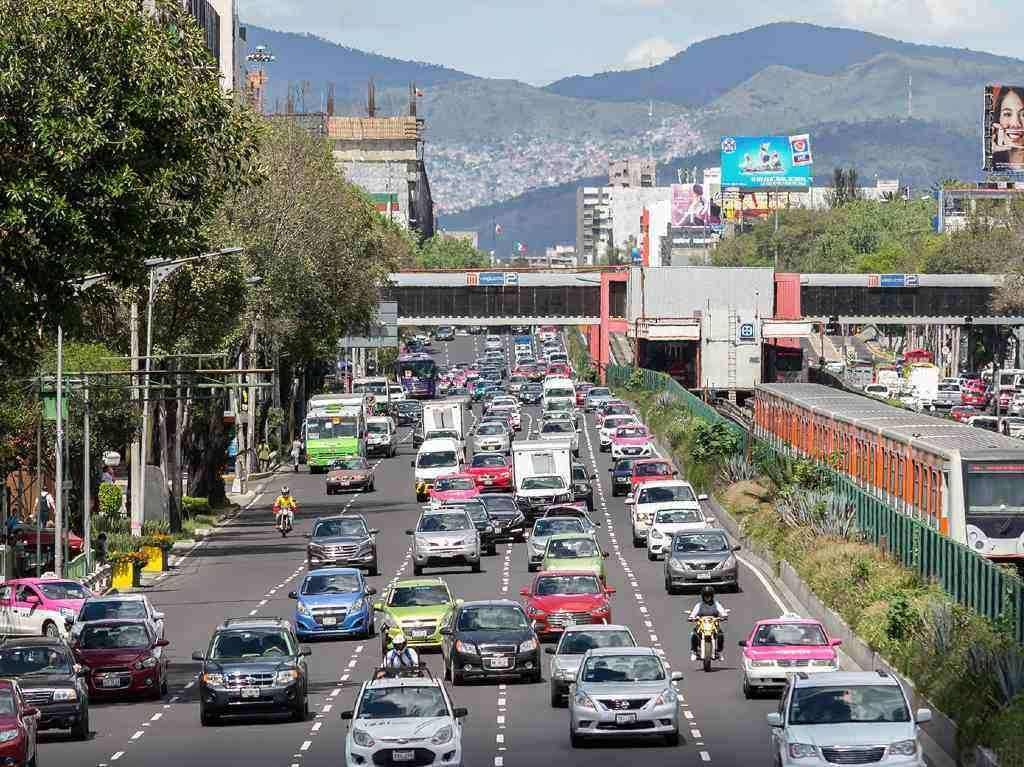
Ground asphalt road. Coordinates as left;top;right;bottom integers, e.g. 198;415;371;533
45;334;798;767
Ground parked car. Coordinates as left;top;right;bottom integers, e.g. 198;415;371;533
374;577;459;655
289;568;376;640
73;619;169;700
2;577;92;636
0;680;38;767
545;624;637;706
739;613;840;698
0;637;90;739
663;529;740;594
442;600;541;684
519;571;615;640
305;515;379;575
326;456;375;494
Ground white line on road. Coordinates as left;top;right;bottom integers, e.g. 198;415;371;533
300;741;311;751
700;751;711;761
130;730;144;740
111;753;124;761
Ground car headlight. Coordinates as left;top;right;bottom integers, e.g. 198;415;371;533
133;655;158;670
430;725;454;745
297;601;312;616
52;688;78;702
716;554;737;571
350;597;366;613
747;660;774;668
455;640;478;655
591;604;609;615
889;739;918;757
519;637;539;653
202;672;225;687
654;687;678;706
810;659;836;668
650;529;664;540
787;743;818;759
527;606;546;617
668;559;684;571
60;607;76;620
530;541;545;552
0;729;20;743
352;728;376;748
275;669;300;686
573;692;597;711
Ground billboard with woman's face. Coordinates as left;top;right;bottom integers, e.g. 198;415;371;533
984;85;1024;171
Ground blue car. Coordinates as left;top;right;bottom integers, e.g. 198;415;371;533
609;457;639;497
289;568;376;640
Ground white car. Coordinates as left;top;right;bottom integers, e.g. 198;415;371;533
473;421;511;453
484;335;503;351
388;384;406;403
343;670;467;767
598;414;639;451
74;593;166;639
538;417;579;455
627;480;706;547
645;505;711;560
365;416;398;457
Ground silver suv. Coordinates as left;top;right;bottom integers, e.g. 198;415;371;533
407;509;481;576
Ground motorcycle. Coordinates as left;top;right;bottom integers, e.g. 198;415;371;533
691;615;725;672
272;503;295;537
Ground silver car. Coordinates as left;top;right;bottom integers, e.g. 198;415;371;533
568;647;683;747
473;421;511;453
546;624;637;706
663;528;740;594
407;509;481;576
538;417;579;454
526;516;586;572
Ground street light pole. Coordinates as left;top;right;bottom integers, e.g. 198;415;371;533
54;325;64;576
82;377;91;573
137;268;157;535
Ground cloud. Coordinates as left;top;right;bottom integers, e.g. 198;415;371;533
832;0;1006;36
622;36;682;69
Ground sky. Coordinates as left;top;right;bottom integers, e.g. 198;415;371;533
237;0;1021;85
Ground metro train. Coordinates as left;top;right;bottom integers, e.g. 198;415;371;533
754;383;1024;560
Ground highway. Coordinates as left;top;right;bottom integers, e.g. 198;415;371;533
45;335;797;767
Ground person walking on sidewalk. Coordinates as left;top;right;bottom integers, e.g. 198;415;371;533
257;442;271;472
290;440;301;472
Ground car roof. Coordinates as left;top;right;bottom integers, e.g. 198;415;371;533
546;532;597;541
585;646;657;657
0;636;70;649
86;593;149;603
301;567;362;578
562;623;632;634
673;527;728;537
792;671;902;688
422;507;472;516
390;577;449;588
458;599;522;609
633;458;671;466
216;617;291;631
637;479;693;489
366;676;441;690
534;516;585;525
534;570;602;579
313;514;367;524
419;438;460;450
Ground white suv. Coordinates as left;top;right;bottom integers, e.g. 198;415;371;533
767;671;931;767
342;669;467;767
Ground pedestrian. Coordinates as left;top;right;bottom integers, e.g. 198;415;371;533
37;489;55;528
290;440;301;473
101;465;114;484
95;532;108;567
4;512;19;541
258;442;271;472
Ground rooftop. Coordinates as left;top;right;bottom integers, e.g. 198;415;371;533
328;116;421;141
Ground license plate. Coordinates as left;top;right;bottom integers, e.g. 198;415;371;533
392;750;415;762
410;629;429;638
615;713;637;724
487;656;511;669
240;687;261;699
482;479;493;485
696;573;712;580
100;675;122;688
321;617;338;626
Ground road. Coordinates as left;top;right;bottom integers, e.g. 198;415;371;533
45;334;796;767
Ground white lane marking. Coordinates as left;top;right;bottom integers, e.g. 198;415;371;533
495;759;504;767
149;713;162;722
111;753;124;761
311;722;322;732
130;730;144;740
700;751;711;761
248;609;258;616
300;740;312;751
257;599;267;606
691;728;702;738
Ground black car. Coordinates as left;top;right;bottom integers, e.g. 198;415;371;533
305;515;379;574
571;463;596;511
395;401;422;426
435;326;455;341
0;638;89;739
441;500;498;555
193;617;311;725
519;384;543;404
478;495;527;543
442;600;540;684
609;458;639;497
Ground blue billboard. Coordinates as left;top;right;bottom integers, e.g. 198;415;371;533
720;134;813;189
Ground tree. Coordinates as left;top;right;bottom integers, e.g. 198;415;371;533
825;167;862;209
0;0;260;373
416;236;489;269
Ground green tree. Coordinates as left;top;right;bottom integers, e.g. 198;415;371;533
416;236;490;269
0;0;260;373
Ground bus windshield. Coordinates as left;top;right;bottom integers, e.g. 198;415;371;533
307;417;358;440
353;381;388;395
397;359;437;379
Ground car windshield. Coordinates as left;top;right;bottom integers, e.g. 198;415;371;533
366;422;389;434
0;692;14;716
210;629;294;659
604;404;630;415
603;417;634;430
638;485;696;504
389;585;451;607
673;533;729;553
613;459;636;473
572;466;589;481
80;599;147;622
301;573;362;595
356;686;449;719
417;451;458;469
38;581;90;600
312;519;368;538
588;388;611;398
542;422;573;434
753;623;828;647
472;454;507;468
521;476;566;490
559;630;635;655
547;537;598;558
789;685;910;725
635;462;671;477
534;519;585;536
534;575;601;596
427;430;460;441
655;509;703;524
435;477;475;492
457;606;529;631
581;654;665;683
616;427;646;438
476;424;506;436
418;513;471;532
480;496;518;515
0;646;73;676
398;402;420;412
331;458;368;471
80;623;151;649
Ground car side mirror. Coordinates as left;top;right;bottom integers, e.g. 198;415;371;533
624;496;634;504
519;587;530;596
303;533;311;539
365;587;377;596
156;638;170;648
410;460;415;468
608;467;614;472
153;611;165;620
738;640;747;647
455;598;464;606
670;671;684;682
829;638;842;647
732;545;741;552
602;551;609;558
288;591;298;599
605;587;616;595
440;627;452;636
590;473;597;480
340;711;353;720
300;646;313;657
368;529;379;536
405;530;414;535
77;667;89;678
544;646;556;655
916;708;932;724
594;521;602;527
452;707;469;719
766;712;783;727
697;494;709;501
191;651;205;662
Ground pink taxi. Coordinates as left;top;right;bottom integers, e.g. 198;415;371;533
738;614;841;698
428;473;481;505
610;425;656;460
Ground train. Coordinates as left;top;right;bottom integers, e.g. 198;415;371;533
754;383;1024;561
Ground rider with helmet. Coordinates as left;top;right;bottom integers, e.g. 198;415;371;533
687;586;728;661
384;633;419;669
273;486;297;530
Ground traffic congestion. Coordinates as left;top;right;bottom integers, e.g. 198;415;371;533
14;328;933;767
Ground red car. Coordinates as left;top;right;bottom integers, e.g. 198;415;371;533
73;620;169;699
547;363;573;378
466;453;513;492
519;571;615;638
961;382;990;408
428;473;480;505
0;680;38;767
629;459;677;491
950;405;979;423
575;383;594;407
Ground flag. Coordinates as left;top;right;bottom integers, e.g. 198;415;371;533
415;89;424;98
494;223;503;236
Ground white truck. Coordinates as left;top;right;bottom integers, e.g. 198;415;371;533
422;399;469;451
904;363;939;410
511;439;573;522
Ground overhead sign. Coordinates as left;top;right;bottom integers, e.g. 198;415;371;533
720;134;813;189
477;272;506;287
984;84;1024;172
503;272;519;286
868;274;920;289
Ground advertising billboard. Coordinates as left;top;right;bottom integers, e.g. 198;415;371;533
720;135;813;189
984;84;1024;172
670;183;718;227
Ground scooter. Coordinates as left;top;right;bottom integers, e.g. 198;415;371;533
692;615;725;672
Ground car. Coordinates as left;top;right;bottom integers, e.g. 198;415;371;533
949;404;979;423
545;624;637;706
413;437;465;501
627;480;705;546
0;680;38;767
466;452;514;492
596;400;633;422
739;613;841;697
72;619;170;700
629;458;677;492
864;383;892;400
289;567;376;639
374;577;459;654
538;417;579;455
478;495;527;543
428;473;481;505
326;456;375;494
442;599;541;684
610;425;656;460
570;462;596;511
408;508;481;576
193;617;310;725
1011;392;1024;416
646;505;712;560
305;514;379;574
74;593;165;639
568;647;683;747
341;662;467;767
663;528;740;594
388;383;406;403
484;335;503;351
364;416;398;457
583;386;614;412
608;457;639;497
514;473;574;522
520;571;615;640
395;400;422;426
934;382;961;409
508;375;529;395
520;383;544;403
435;325;455;341
541;533;609;582
541;504;601;531
767;671;931;767
0;637;90;739
598;414;640;451
1;577;93;636
575;382;595;407
960;381;990;408
440;499;500;555
488;403;521;431
473;421;512;454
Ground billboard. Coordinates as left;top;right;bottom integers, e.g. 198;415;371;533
984;84;1024;172
720;134;813;189
670;183;719;227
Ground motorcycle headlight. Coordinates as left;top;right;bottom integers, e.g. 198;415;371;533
52;688;78;702
352;728;375;748
430;725;454;745
296;601;311;616
0;729;20;743
518;637;539;653
889;739;918;757
573;692;597;711
787;743;818;759
275;669;300;686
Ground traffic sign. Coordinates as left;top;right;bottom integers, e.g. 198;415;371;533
477;272;505;287
503;272;519;286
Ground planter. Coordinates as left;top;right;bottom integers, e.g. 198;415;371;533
141;546;166;573
110;560;142;590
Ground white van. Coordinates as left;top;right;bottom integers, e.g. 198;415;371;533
412;437;465;502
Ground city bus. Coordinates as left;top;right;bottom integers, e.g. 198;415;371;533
394;353;438;399
303;405;366;473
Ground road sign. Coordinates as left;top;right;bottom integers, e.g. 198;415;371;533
477;272;505;287
874;274;920;289
503;272;519;286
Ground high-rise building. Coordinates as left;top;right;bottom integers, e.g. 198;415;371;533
144;0;243;96
577;186;672;266
608;158;656;188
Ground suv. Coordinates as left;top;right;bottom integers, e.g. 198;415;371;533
767;671;931;766
365;416;398;457
0;637;90;739
408;508;481;575
193;617;311;726
341;666;467;767
306;515;379;575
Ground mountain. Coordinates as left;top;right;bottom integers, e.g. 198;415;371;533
544;22;1022;106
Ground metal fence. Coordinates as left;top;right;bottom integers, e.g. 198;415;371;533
606;362;1024;643
64;552;89;580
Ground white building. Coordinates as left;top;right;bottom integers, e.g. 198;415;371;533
577;186;673;266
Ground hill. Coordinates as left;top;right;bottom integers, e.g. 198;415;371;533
544;22;1022;106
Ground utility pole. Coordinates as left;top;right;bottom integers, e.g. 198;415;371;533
129;300;141;537
83;377;91;572
247;320;258;487
35;378;42;577
54;326;63;576
138;268;157;536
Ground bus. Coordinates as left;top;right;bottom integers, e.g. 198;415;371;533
304;405;366;473
394;354;438;399
352;377;392;415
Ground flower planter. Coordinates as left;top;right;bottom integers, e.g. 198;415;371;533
141;545;166;573
110;560;142;590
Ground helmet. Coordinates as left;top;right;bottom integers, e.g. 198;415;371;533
392;633;407;649
281;486;290;495
701;586;715;603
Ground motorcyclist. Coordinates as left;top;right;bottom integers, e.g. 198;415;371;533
384;633;419;668
273;486;297;531
687;586;728;661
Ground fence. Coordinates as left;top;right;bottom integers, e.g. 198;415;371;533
64;552;89;580
605;362;1024;643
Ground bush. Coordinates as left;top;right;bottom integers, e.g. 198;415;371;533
91;514;130;538
98;483;122;517
182;496;212;518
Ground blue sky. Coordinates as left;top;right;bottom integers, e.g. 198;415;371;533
237;0;1021;85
